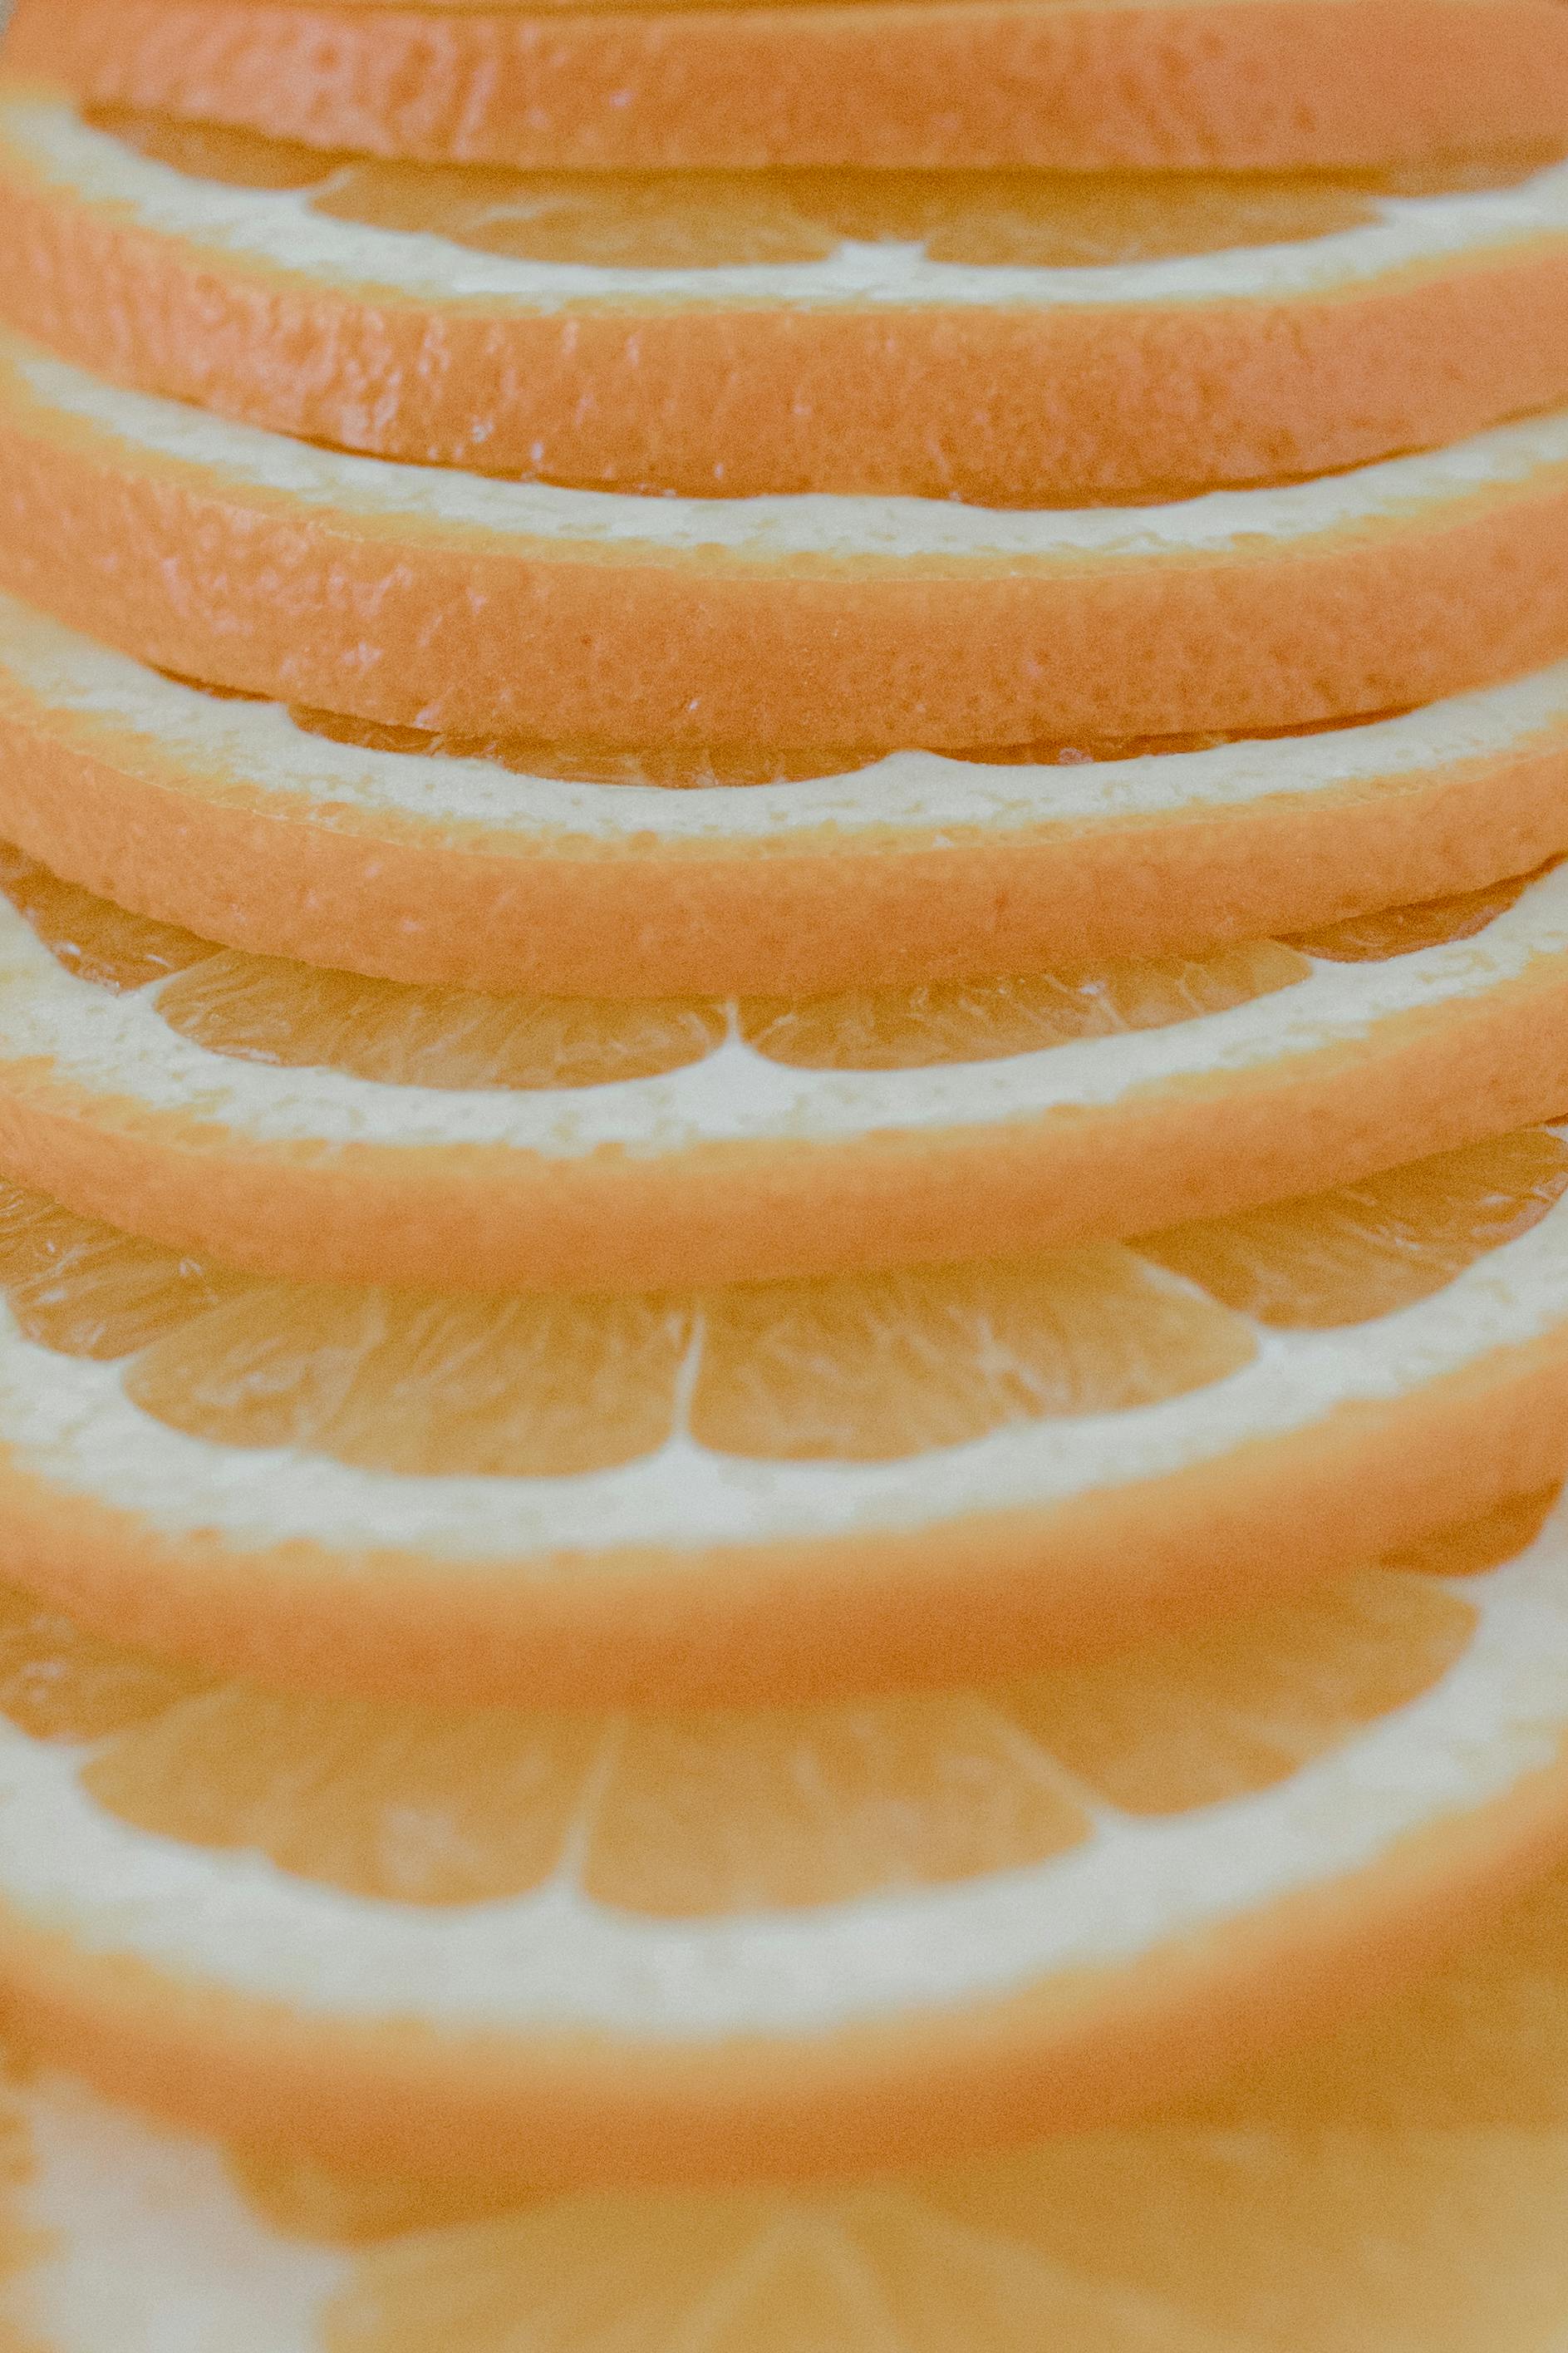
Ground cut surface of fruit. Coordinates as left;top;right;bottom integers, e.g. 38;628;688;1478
7;0;1568;173
1;815;1568;1292
0;1488;1566;2181
15;1843;1568;2346
1;1137;1568;1702
12;599;1568;999
7;333;1568;745
12;1841;1568;2353
5;88;1568;500
16;1832;1568;2353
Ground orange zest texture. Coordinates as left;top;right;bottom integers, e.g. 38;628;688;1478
6;329;1568;746
2;88;1567;501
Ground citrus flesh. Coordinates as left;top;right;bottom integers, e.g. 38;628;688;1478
0;1134;1566;1701
0;1488;1566;2179
6;87;1568;500
7;598;1568;999
7;332;1568;747
8;0;1568;174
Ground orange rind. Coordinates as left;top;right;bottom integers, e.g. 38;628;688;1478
14;600;1568;999
5;89;1568;500
0;1139;1563;1701
7;0;1568;174
2;833;1568;1292
6;331;1568;745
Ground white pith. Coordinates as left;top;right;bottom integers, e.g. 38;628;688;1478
9;329;1568;562
6;84;1567;315
3;2075;341;2353
0;1494;1559;2041
7;591;1568;851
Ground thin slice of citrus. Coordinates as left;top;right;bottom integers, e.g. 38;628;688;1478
0;1138;1567;1700
5;89;1568;500
4;825;1568;1290
7;0;1568;173
5;333;1568;746
0;1489;1565;2179
12;600;1568;1001
13;1845;1568;2351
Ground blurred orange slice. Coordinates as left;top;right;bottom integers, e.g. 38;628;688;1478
1;1137;1568;1701
12;1844;1568;2346
4;87;1568;500
7;0;1568;173
0;1488;1566;2181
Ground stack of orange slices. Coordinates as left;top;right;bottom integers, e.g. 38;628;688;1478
0;0;1566;2341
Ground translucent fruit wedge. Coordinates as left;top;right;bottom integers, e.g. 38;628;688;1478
6;89;1568;502
5;1137;1568;1701
7;0;1568;174
12;1848;1568;2349
12;597;1568;998
0;1489;1566;2181
4;815;1568;1292
7;332;1568;747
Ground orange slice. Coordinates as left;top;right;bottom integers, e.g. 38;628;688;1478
3;822;1568;1292
5;345;1568;751
7;0;1568;173
5;91;1568;501
12;1848;1568;2350
0;1137;1567;1702
13;605;1568;1002
0;1489;1563;2181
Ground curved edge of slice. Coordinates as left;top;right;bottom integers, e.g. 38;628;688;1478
2;860;1568;1290
8;602;1568;996
6;82;1568;500
5;332;1568;743
12;1852;1568;2353
7;0;1568;173
3;1535;1568;2184
5;1212;1568;1706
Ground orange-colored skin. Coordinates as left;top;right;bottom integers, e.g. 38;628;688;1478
5;1732;1568;2186
5;352;1568;747
2;1303;1568;1707
9;104;1568;500
1;951;1568;1293
8;0;1568;172
7;659;1568;998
